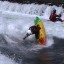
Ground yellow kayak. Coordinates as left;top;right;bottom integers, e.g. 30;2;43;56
34;17;46;45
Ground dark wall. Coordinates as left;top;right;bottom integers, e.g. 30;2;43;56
1;0;64;4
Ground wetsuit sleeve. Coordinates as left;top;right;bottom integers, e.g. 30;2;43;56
55;14;61;17
29;27;31;30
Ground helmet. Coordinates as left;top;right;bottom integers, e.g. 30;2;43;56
53;9;56;13
27;30;32;34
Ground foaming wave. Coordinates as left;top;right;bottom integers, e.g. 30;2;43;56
0;1;47;16
28;35;54;51
0;52;18;64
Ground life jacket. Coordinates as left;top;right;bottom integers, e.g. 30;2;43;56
49;13;59;21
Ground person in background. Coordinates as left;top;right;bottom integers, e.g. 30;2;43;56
49;9;63;22
23;25;41;40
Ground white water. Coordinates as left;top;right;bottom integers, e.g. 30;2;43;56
0;1;47;16
0;1;64;64
0;52;18;64
0;1;64;50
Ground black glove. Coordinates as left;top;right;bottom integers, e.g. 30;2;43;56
23;33;30;40
59;14;61;17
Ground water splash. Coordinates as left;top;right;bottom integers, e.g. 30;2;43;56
0;52;18;64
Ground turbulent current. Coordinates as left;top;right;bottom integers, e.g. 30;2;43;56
0;1;64;64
